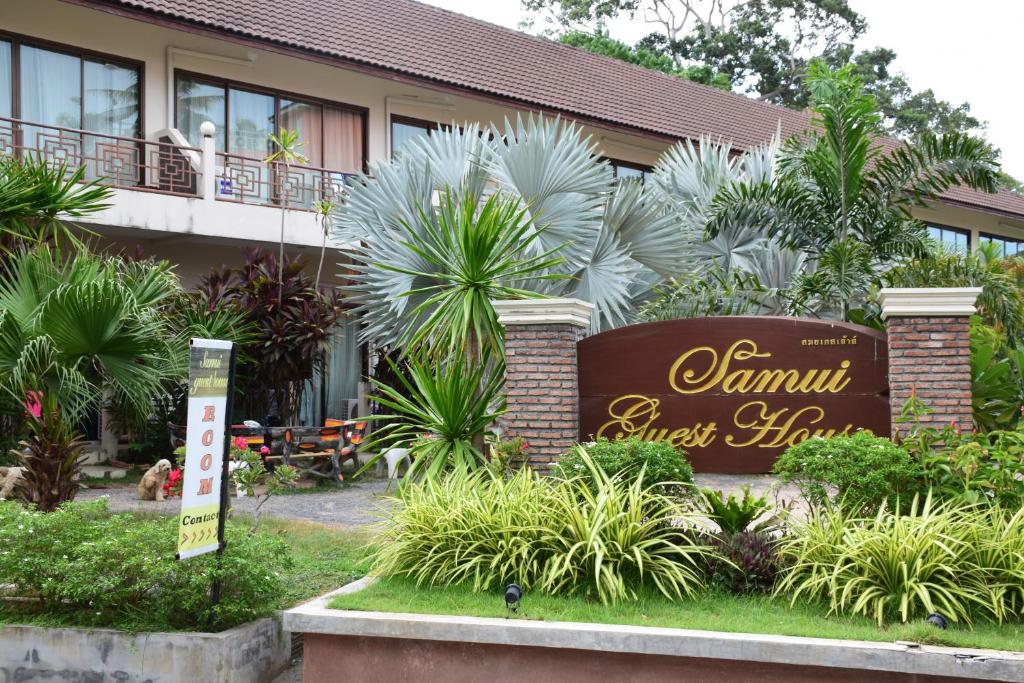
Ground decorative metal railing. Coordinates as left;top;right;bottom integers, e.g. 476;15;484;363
215;152;358;211
0;116;202;197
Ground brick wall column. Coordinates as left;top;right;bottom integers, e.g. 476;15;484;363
491;298;594;471
878;287;982;435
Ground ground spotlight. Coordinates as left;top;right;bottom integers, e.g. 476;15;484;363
925;613;948;630
504;583;522;615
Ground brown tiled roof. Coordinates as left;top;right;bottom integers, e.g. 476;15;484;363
80;0;1024;218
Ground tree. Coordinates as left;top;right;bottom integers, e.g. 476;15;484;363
560;29;730;88
334;115;691;340
705;62;1000;321
264;128;308;301
526;0;986;139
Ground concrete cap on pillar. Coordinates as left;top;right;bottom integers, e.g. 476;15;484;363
491;298;594;328
877;287;983;319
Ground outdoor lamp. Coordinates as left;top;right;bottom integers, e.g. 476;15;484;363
926;613;948;630
504;584;522;614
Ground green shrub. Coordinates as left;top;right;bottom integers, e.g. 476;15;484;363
0;498;292;630
776;495;1024;626
915;429;1024;509
773;432;922;513
555;437;693;495
697;486;773;535
372;451;712;604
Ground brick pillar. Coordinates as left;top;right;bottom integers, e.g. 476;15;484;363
878;287;981;435
492;298;594;471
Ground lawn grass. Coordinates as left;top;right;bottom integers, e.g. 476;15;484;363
329;576;1024;653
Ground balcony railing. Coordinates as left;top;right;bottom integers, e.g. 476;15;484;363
215;152;358;211
0;116;202;198
0;117;360;210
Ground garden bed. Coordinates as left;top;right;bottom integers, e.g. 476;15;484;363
327;576;1024;652
286;579;1024;683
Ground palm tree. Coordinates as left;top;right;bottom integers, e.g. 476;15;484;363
0;155;111;255
706;61;1000;321
334;115;690;347
264;128;308;301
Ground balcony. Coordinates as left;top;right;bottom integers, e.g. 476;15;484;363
0;117;360;246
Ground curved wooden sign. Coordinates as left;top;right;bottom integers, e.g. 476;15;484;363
577;317;890;474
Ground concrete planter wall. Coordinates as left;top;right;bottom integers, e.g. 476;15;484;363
285;582;1024;683
0;615;289;683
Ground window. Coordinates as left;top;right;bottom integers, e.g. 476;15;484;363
927;224;970;253
980;232;1024;258
0;35;140;137
608;158;654;185
175;72;366;174
0;40;11;118
390;115;440;158
0;34;141;184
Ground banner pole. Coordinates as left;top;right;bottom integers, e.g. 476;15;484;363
209;344;237;622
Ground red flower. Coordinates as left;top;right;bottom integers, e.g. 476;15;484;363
163;468;183;498
24;391;42;419
233;436;249;450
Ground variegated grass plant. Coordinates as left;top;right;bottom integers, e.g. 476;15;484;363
371;448;712;604
776;494;1024;626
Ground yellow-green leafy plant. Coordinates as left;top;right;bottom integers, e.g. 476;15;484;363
960;506;1024;623
777;495;991;626
541;450;710;603
371;450;712;604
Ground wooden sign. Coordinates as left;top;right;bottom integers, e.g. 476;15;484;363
577;317;890;474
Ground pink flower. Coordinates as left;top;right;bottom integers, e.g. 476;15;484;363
259;446;271;456
24;391;42;419
233;436;248;450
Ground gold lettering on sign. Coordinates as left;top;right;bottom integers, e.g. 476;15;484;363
725;401;854;448
596;394;717;448
669;339;851;395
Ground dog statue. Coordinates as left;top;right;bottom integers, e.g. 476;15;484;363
137;459;172;501
0;467;25;500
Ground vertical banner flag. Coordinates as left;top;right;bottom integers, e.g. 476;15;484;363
178;339;234;560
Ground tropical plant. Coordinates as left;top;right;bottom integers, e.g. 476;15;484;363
230;443;299;533
197;248;345;423
705;530;780;594
773;432;923;513
376;189;564;359
361;352;504;479
334;115;692;341
541;451;709;603
0;246;178;433
637;266;766;321
11;393;88;512
777;495;998;626
372;453;713;604
707;62;1000;321
883;244;1024;342
969;319;1024;431
696;486;773;535
0;155;111;254
313;197;337;291
264;128;308;302
554;437;694;496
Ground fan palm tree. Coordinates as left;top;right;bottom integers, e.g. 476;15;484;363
706;61;1001;321
334;115;691;348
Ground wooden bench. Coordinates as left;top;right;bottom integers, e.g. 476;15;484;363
168;420;367;482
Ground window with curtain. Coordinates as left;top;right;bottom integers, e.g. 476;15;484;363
927;224;970;252
5;38;140;183
175;73;365;174
980;232;1024;258
0;40;11;119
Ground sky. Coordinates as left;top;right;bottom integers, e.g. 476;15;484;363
421;0;1024;180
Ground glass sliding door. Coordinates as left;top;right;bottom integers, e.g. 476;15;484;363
84;59;140;184
0;40;11;119
176;78;226;151
19;46;81;163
